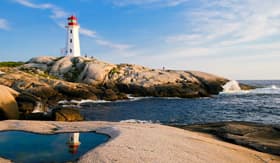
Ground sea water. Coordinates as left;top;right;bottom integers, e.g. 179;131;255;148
80;80;280;125
0;131;109;163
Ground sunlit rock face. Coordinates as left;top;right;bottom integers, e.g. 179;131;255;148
23;56;229;97
0;85;19;120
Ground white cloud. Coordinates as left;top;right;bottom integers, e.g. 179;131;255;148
0;19;9;30
15;0;67;19
167;0;280;47
14;0;132;51
110;0;188;7
80;28;97;38
95;39;132;50
15;0;52;9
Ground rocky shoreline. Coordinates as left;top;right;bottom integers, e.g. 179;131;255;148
175;122;280;156
2;57;275;162
0;120;279;163
0;56;255;121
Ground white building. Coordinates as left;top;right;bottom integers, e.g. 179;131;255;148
65;16;81;57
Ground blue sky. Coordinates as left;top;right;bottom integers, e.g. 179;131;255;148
0;0;280;79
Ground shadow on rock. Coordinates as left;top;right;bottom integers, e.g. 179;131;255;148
175;122;280;156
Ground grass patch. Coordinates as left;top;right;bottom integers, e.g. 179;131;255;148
0;62;24;67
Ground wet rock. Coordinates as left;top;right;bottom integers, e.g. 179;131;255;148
54;83;98;100
117;83;209;98
177;122;280;156
103;89;119;101
26;86;58;99
16;92;43;115
52;107;84;121
239;83;256;90
0;85;19;120
22;112;51;121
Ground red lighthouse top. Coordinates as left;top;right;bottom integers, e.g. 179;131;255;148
68;15;78;26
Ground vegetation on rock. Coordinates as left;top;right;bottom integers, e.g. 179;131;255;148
0;62;24;67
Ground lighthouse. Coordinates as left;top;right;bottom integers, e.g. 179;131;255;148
65;16;81;57
68;132;81;154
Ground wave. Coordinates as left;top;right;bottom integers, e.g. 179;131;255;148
120;119;159;124
222;80;241;93
79;99;111;104
58;95;156;106
128;94;184;101
221;84;280;95
250;85;280;94
127;95;154;101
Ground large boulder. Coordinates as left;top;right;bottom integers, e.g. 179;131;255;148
51;107;84;121
27;56;57;64
0;85;19;119
79;60;115;85
50;56;74;77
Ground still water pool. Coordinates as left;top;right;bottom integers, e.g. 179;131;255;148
0;131;109;163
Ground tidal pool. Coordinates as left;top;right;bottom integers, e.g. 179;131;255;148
0;131;109;163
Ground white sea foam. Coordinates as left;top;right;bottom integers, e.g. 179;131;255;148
127;94;152;100
128;95;183;101
222;80;241;93
221;83;280;95
79;99;110;104
250;85;280;94
120;119;155;124
271;85;278;89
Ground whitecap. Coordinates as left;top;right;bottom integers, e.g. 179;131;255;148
222;80;241;93
120;119;154;124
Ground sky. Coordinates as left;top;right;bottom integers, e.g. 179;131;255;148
0;0;280;80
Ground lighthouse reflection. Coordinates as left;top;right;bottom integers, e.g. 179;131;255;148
68;132;81;154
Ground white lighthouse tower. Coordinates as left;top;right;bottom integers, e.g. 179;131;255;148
65;15;81;57
68;132;81;154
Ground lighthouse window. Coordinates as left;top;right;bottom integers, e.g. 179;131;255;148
70;39;72;43
70;49;72;53
70;30;72;34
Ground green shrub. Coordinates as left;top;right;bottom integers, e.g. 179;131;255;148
0;62;24;67
109;67;120;76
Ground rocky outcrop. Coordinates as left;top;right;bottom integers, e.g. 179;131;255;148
51;107;84;121
177;122;280;156
0;56;251;120
22;56;230;98
0;85;19;119
0;67;127;119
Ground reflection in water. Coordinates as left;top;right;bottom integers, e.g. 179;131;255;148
68;133;81;154
0;131;109;163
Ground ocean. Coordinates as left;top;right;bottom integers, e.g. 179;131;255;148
79;80;280;125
